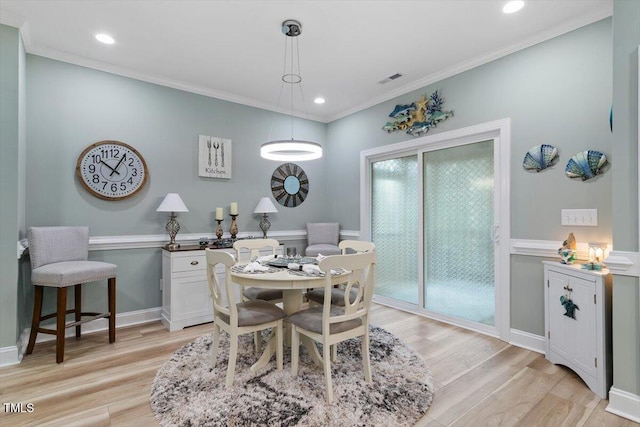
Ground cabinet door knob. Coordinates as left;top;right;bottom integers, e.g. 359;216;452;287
190;260;199;266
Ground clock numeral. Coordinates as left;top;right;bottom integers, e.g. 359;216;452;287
91;154;102;164
101;148;120;159
101;181;108;190
128;158;134;167
127;177;133;184
92;174;100;183
88;164;96;173
111;183;118;192
131;168;137;177
120;183;127;191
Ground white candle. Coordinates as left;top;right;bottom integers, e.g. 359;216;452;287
216;207;223;220
230;202;238;215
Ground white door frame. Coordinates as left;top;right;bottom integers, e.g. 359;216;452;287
360;118;511;342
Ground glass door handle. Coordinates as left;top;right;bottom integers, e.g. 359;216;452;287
491;224;500;244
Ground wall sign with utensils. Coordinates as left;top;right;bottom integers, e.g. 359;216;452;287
198;135;232;179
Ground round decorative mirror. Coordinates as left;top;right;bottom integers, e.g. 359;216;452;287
271;163;309;207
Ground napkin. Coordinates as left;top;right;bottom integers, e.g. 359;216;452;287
316;254;327;262
256;254;276;263
243;261;270;273
302;264;323;274
287;263;302;271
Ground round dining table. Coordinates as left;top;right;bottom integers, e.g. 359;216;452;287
229;263;348;371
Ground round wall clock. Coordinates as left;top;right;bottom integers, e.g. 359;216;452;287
76;140;149;201
270;163;309;207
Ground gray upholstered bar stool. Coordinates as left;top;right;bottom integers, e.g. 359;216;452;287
26;226;117;363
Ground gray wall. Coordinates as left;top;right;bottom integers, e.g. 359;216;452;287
327;19;613;336
0;25;25;349
611;0;640;398
18;54;331;334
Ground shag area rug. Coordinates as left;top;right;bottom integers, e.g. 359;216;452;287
151;326;433;427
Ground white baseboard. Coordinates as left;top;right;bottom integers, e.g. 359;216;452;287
606;387;640;423
0;345;20;367
0;307;162;367
509;328;545;354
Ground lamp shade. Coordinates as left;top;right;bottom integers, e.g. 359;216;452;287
261;140;322;161
156;193;189;213
253;197;278;214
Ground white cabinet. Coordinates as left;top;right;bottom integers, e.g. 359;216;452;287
161;244;283;331
543;261;612;398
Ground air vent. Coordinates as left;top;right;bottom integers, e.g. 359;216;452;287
378;73;403;84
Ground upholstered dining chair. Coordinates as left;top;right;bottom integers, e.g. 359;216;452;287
304;223;341;257
306;240;376;361
205;249;285;388
307;240;376;307
26;226;117;363
289;251;376;403
233;238;282;303
232;238;282;352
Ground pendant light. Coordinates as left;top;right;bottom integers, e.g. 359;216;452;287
261;19;322;161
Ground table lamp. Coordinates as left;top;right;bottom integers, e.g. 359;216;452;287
253;197;277;238
157;193;189;249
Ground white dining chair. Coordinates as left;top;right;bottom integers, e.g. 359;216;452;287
205;249;286;388
307;240;375;307
289;251;376;403
233;238;283;352
306;240;375;361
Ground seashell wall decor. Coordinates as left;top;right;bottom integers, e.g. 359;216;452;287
522;144;558;172
565;150;608;181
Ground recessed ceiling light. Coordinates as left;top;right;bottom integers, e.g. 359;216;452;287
314;97;325;104
95;33;115;44
503;1;524;14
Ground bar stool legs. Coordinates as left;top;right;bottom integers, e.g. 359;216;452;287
26;286;43;357
108;277;116;343
26;280;117;363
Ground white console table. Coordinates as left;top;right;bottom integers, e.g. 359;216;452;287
161;243;283;331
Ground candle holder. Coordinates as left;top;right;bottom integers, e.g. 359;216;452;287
229;214;238;240
215;219;224;241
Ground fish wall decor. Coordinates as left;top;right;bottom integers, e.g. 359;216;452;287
382;90;454;137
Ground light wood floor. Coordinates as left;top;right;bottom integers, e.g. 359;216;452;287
0;304;637;427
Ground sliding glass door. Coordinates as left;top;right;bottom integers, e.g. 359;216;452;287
370;155;418;304
364;121;509;338
422;140;495;325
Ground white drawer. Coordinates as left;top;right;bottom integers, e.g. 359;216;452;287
172;254;206;272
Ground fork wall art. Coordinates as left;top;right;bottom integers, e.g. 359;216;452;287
198;135;232;179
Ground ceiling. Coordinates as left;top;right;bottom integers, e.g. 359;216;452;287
0;1;612;123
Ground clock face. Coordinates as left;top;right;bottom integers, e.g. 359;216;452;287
76;141;149;200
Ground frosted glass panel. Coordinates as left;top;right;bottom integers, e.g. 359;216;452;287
371;156;418;304
423;140;495;325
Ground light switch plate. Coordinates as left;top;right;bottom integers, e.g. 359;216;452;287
561;209;598;226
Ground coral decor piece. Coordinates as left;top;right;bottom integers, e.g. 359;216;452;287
382;90;454;137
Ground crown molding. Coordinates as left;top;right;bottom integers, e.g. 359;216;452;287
0;9;26;29
19;43;326;124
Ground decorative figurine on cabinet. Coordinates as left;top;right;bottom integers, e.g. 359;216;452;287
558;233;577;264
